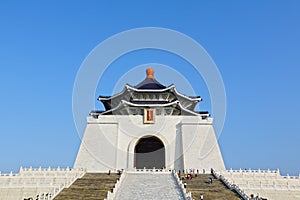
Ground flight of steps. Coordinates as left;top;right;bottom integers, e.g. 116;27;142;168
53;173;120;200
114;172;185;200
184;174;242;200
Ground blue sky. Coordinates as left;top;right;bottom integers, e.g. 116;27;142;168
0;1;299;175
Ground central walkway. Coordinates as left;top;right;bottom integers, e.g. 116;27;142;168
114;172;185;200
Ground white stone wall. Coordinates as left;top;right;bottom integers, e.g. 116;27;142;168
0;167;85;200
181;120;225;172
74;114;225;172
217;169;300;200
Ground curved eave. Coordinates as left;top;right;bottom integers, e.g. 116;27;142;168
126;84;175;93
172;87;202;102
123;100;179;107
177;103;200;116
100;100;199;116
127;84;202;102
98;84;177;101
97;84;176;102
97;86;129;101
98;84;201;102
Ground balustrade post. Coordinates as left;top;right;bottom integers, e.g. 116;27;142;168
260;181;262;189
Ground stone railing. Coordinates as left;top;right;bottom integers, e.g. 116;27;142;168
223;168;281;178
215;168;300;200
213;170;250;200
0;167;86;187
282;174;300;180
130;167;173;173
104;170;126;200
0;166;85;177
226;168;280;173
0;167;86;200
173;171;192;200
218;168;300;191
231;180;300;191
50;169;86;199
19;166;85;176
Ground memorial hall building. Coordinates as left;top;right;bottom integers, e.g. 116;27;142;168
74;68;225;172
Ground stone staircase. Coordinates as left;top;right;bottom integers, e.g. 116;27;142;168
53;173;120;200
184;174;242;200
114;172;185;200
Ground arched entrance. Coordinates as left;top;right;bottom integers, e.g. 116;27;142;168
134;136;165;169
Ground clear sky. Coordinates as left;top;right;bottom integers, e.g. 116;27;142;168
0;1;299;175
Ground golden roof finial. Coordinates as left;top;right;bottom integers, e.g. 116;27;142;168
146;68;155;79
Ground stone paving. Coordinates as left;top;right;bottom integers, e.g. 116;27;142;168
114;172;185;200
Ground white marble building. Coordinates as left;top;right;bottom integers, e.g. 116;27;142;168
74;68;225;172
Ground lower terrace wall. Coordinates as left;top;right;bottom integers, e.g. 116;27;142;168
0;167;85;200
216;169;300;200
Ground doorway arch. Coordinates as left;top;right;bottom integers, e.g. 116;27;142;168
134;136;165;169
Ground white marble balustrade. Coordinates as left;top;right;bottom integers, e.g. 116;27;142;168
215;168;300;200
0;167;86;200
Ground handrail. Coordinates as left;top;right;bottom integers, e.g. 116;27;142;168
16;168;86;200
49;169;86;199
130;167;173;173
173;171;192;200
104;170;126;200
0;167;86;177
213;170;250;200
